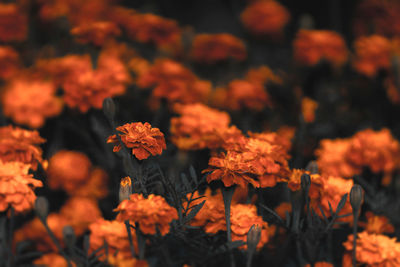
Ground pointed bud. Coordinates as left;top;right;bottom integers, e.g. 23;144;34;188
103;97;116;121
247;224;262;252
301;173;311;191
34;197;49;220
62;226;76;248
305;161;318;174
119;176;132;203
350;184;364;211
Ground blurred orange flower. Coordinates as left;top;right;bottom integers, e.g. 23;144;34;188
293;30;348;67
343;231;400;267
137;59;211;105
170;103;231;150
2;78;63;128
107;254;149;267
71;21;121;46
89;219;137;260
73;167;108;199
359;211;394;234
0;161;43;213
245;65;282;85
287;169;323;200
305;262;333;267
114;193;178;235
33;253;73;267
241;0;290;37
107;122;166;160
0;46;20;80
0;3;27;42
0;125;45;170
225;80;271;111
274;202;291;220
190;33;247;64
352;35;391;77
301;97;318;123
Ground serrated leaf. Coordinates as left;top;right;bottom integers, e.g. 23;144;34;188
180;173;191;191
189;165;198;185
335;193;348;215
184;200;206;224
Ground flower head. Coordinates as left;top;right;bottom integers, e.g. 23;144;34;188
0;46;20;80
71;21;121;46
0;3;27;42
33;253;73;267
107;122;166;160
114;193;178;235
301;97;318;123
359;211;395;234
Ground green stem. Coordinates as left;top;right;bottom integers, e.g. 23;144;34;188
125;220;136;258
352;210;359;267
222;186;236;267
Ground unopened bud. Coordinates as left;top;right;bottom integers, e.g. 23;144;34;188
62;226;76;248
34;197;49;220
119;176;132;203
301;173;311;190
103;98;116;121
305;161;318;174
350;184;364;211
247;224;262;252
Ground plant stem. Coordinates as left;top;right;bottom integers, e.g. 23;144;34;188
222;186;236;267
125;220;136;258
352;210;359;267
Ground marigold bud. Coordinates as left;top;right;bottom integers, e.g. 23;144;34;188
350;184;364;211
247;224;262;252
34;197;49;220
119;176;132;203
305;161;318;174
62;225;76;248
103;97;116;121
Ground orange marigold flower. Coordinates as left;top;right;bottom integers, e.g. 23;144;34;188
0;125;45;170
71;21;121;46
287;169;323;200
245;65;282;85
170;103;231;150
114;193;178;235
359;211;394;234
73;167;108;199
301;97;318;123
274;202;291;220
315;138;361;178
0;46;20;80
0;3;27;42
2;78;63;128
346;128;400;174
352;35;391;77
293;30;348;67
190;33;247;64
304;262;333;267
137;59;211;105
225;79;271;111
33;253;75;267
107;254;149;267
343;231;400;267
107;122;166;160
240;0;290;36
89;219;137;260
230;204;270;250
248;130;293;155
0;161;43;213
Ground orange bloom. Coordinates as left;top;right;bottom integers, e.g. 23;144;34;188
274;202;291;220
225;80;271;111
315;138;361;178
352;35;391;77
0;161;43;213
245;65;282;85
89;219;137;259
107;122;166;160
71;21;121;46
2;78;63;128
0;46;20;80
73;167;108;199
190;33;247;64
301;97;318;123
137;59;211;105
114;193;178;235
0;3;27;42
343;231;400;267
248;129;293;155
240;0;290;36
304;262;333;267
287;169;323;199
170;103;231;150
0;125;45;170
33;253;73;267
107;254;148;267
293;30;348;67
346;128;400;174
359;211;394;235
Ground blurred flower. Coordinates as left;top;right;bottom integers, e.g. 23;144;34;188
170;103;231;150
33;253;73;267
0;161;43;213
304;263;333;267
224;80;271;111
359;211;394;234
287;169;323;199
0;125;45;170
343;231;400;266
114;193;178;235
71;21;121;46
107;254;149;267
352;35;391;77
245;65;282;85
89;219;137;260
240;0;290;37
301;97;318;123
190;33;246;64
73;167;108;199
137;59;211;105
107;122;166;160
293;30;348;67
2;78;63;128
0;3;27;42
274;202;291;220
0;46;20;80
